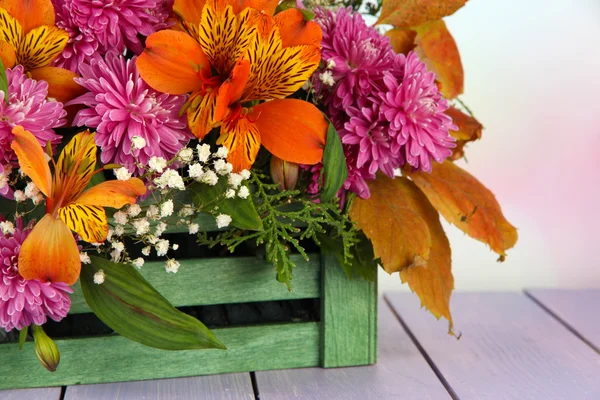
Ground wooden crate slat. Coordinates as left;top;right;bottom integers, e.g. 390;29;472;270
0;388;62;400
63;374;254;400
256;300;450;399
0;322;319;390
69;254;320;314
320;255;377;367
526;288;600;352
386;292;600;400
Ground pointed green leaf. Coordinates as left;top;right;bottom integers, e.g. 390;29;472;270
275;1;315;20
0;58;8;103
82;256;226;351
190;178;263;231
18;326;28;350
320;123;348;202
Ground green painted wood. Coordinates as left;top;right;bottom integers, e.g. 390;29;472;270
69;254;320;314
320;255;377;368
0;322;319;390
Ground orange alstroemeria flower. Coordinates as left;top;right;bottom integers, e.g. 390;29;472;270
0;0;85;102
137;0;327;171
10;126;146;285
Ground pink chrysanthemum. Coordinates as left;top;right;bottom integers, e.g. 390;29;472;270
52;0;101;72
0;218;72;332
0;66;66;166
68;51;192;174
382;52;456;172
61;0;165;56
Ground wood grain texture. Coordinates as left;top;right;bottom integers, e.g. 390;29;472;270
386;292;600;400
64;373;254;400
0;388;62;400
256;301;450;399
526;289;600;352
0;323;319;390
320;255;377;367
69;254;320;314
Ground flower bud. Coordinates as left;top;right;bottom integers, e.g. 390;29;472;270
31;325;60;372
270;156;299;191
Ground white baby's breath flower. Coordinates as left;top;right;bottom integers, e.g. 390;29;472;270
114;225;125;236
0;221;15;235
132;257;145;269
149;156;167;173
106;228;115;242
155;221;168;236
132;218;150;235
200;170;218;186
146;204;160;220
13;190;26;202
177;147;194;164
197;143;211;163
160;199;174;217
178;204;195;217
228;173;243;188
127;204;142;217
131;135;147;150
24;182;39;199
141;246;151;256
188;163;204;180
110;249;121;261
111;241;125;253
155;239;170;256
147;234;159;244
188;222;199;234
215;214;232;228
215;146;229;158
326;59;336;69
240;169;251;180
214;159;233;175
238;186;250;199
114;167;132;181
165;259;180;273
319;71;335;87
80;252;91;264
225;188;235;199
172;244;179;250
32;193;44;205
93;269;106;284
113;211;128;225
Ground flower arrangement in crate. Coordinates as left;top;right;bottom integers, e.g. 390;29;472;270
0;0;517;371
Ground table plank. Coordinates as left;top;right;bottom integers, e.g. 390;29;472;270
386;292;600;400
63;373;254;400
255;300;450;399
526;289;600;352
0;388;62;400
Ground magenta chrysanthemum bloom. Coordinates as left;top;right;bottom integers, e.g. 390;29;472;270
61;0;164;56
382;52;456;172
0;66;66;166
0;219;72;332
69;51;192;174
52;0;100;72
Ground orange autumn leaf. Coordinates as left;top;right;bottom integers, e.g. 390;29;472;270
349;174;432;273
405;161;518;260
446;106;483;160
377;0;467;28
414;20;463;99
385;28;416;55
398;178;454;333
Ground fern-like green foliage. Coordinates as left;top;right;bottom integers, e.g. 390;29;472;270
197;173;360;289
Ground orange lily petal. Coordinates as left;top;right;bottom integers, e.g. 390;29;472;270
18;25;69;70
242;27;320;101
0;40;16;68
230;0;278;15
29;66;87;103
58;203;108;243
215;59;250;122
174;0;207;26
0;0;55;34
76;178;147;209
250;99;327;165
18;214;81;285
0;7;23;51
137;30;209;95
274;8;322;48
10;126;52;197
218;116;261;172
187;89;219;139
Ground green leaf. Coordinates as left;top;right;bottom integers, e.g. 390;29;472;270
18;326;28;350
318;231;377;281
320;123;348;203
0;57;8;103
82;256;226;351
190;178;263;231
275;0;315;20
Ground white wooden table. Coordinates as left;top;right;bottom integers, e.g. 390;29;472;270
3;290;599;399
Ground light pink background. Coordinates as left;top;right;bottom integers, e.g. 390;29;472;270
378;0;600;291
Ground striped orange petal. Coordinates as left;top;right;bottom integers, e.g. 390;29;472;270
0;0;55;34
186;89;220;139
217;116;261;172
215;59;250;122
0;7;23;51
76;179;147;209
29;66;87;103
10;126;52;197
58;204;108;244
18;25;69;70
274;8;322;48
18;214;81;285
250;99;327;165
0;40;16;68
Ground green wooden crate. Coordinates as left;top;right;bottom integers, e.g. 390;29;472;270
0;251;377;389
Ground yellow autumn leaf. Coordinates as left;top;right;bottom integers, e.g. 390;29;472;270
446;105;483;160
377;0;467;28
405;161;518;259
349;174;432;273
